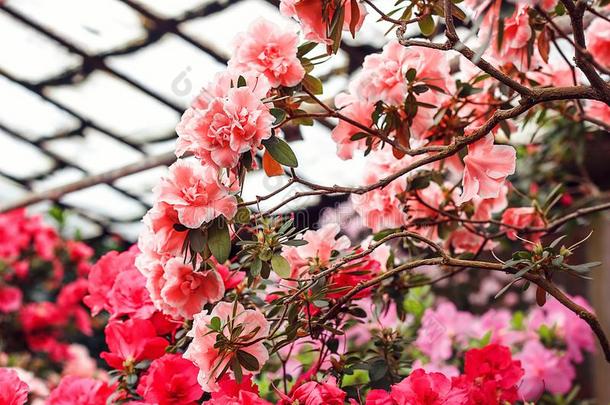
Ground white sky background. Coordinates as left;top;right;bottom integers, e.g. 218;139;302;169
0;0;406;240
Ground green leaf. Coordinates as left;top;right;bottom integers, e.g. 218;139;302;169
210;316;221;331
350;132;369;141
283;239;308;246
302;74;323;95
405;68;417;82
418;15;435;36
237;350;260;371
270;108;286;126
297;41;317;58
189;229;207;253
207;216;231;263
271;254;291;278
262;136;299;167
368;358;389;381
237;75;247;88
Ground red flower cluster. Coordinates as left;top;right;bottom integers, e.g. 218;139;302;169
366;344;524;405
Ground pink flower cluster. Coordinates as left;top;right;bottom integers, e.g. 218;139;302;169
414;297;595;401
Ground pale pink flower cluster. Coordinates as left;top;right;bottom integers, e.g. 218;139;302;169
176;72;274;170
337;41;452;146
457;134;516;205
284;223;351;277
184;302;269;392
229;19;305;88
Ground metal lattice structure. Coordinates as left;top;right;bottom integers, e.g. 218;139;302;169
0;0;382;240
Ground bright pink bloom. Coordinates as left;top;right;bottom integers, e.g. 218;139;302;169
100;318;168;370
184;301;269;392
159;257;225;319
586;18;610;69
516;341;575;401
215;261;245;290
457;135;516;204
229;18;305;88
154;159;237;228
501;207;545;242
0;210;31;261
107;267;156;320
66;240;94;263
365;389;394;405
204;375;272;405
84;247;155;319
137;354;203;405
176;72;274;170
279;0;366;45
47;376;114;405
279;376;346;405
0;285;22;313
0;368;29;405
390;369;467;405
330;93;375;159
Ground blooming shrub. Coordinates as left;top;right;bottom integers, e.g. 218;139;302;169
3;0;610;403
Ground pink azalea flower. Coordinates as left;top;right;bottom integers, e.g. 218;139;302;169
330;93;375;159
415;302;475;362
100;318;168;370
47;376;114;405
184;301;269;392
139;202;186;259
516;341;575;401
159;257;225;319
84;247;155;319
137;354;203;405
389;369;467;405
352;41;452;106
204;375;272;405
365;389;394;405
279;0;367;45
229;18;305;88
586;100;610;123
279;376;346;405
0;368;29;405
298;224;350;267
0;285;22;313
527;296;596;363
457;135;516;204
586;18;610;69
154;159;237;229
501;207;545;242
176;72;274;170
352;181;407;233
63;344;99;378
449;228;497;254
480;4;533;67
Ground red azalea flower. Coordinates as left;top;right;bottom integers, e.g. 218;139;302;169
137;354;203;405
100;318;168;370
